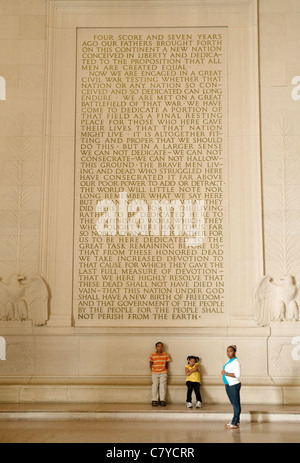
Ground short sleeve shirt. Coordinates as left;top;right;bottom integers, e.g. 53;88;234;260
185;363;201;383
150;352;170;373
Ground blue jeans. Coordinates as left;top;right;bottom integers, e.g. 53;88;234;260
225;383;241;426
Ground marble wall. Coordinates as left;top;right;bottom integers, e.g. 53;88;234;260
259;0;300;387
0;0;299;404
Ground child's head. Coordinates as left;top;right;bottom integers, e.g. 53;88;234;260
187;355;199;366
155;342;164;353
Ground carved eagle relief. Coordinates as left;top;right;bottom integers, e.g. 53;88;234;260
0;275;49;326
255;275;300;327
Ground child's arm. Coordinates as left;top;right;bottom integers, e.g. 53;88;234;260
185;364;199;375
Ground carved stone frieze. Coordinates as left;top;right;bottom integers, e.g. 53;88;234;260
255;275;300;326
0;275;49;326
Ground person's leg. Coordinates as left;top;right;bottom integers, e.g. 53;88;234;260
186;381;193;403
152;373;159;402
159;373;168;403
225;384;241;426
231;383;241;425
225;384;235;424
194;382;202;403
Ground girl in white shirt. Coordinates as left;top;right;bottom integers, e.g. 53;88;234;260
221;345;241;429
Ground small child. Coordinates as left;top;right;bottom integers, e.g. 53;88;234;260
185;356;202;408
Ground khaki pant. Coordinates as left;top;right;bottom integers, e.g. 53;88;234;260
152;372;168;402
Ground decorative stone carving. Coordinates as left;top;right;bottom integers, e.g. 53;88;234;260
269;337;300;376
255;275;300;326
270;341;297;375
0;275;49;326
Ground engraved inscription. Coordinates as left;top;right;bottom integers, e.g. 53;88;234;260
74;28;228;326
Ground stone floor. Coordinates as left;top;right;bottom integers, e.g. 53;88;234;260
1;419;300;443
0;403;299;443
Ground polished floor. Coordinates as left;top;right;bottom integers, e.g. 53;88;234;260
0;403;299;443
1;419;300;443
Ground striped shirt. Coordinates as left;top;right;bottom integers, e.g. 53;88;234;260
150;352;170;373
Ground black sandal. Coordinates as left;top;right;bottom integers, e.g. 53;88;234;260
160;401;166;407
152;401;159;406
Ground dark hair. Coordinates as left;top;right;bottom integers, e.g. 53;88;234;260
227;345;237;352
187;355;199;362
156;342;163;347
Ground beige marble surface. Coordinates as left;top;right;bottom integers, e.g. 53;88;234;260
0;403;299;424
0;0;300;412
0;416;299;443
1;402;300;414
0;399;299;444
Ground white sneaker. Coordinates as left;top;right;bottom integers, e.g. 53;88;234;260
196;401;202;408
186;402;193;408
